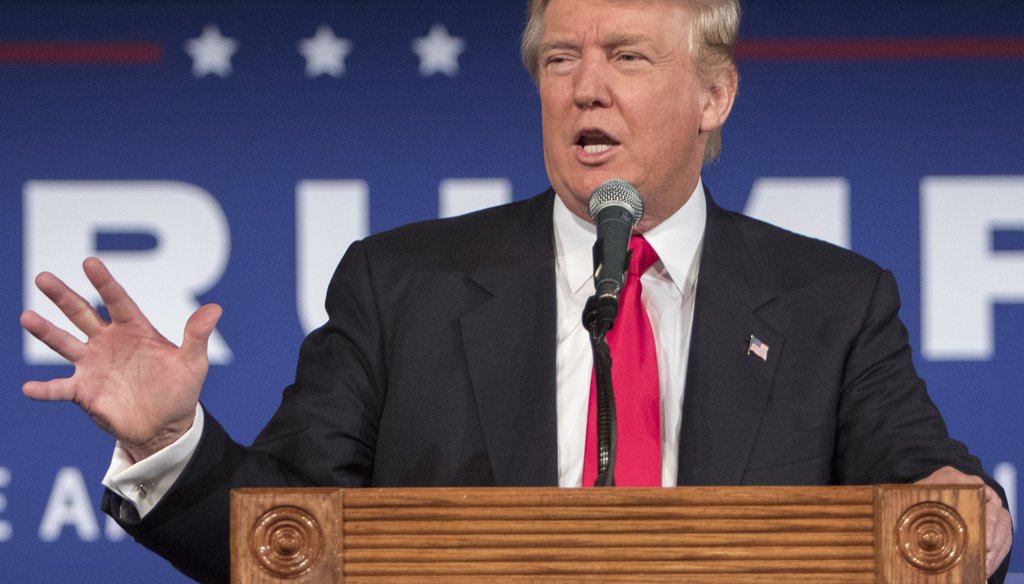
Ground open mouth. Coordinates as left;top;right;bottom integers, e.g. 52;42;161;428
576;130;619;154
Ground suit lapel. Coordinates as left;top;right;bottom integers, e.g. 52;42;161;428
458;192;560;486
452;189;784;486
678;193;784;485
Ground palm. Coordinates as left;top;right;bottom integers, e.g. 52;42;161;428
73;318;204;446
21;258;221;460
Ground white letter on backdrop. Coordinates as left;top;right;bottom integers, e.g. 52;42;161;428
922;176;1024;360
296;180;369;333
38;467;98;542
744;177;850;248
23;181;232;364
439;178;511;218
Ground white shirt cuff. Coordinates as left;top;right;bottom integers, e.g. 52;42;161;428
101;405;205;519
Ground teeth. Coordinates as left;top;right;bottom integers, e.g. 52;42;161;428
583;144;611;154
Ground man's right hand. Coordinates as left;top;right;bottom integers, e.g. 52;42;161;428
20;257;222;462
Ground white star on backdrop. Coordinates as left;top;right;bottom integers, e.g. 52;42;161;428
184;24;239;78
411;23;465;77
298;25;352;78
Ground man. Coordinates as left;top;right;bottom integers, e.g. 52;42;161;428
21;0;1012;582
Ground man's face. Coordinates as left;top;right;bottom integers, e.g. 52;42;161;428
537;0;732;231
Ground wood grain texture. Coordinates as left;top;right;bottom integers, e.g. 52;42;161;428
877;485;985;583
230;485;985;583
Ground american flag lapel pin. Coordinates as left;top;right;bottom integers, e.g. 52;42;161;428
747;335;769;362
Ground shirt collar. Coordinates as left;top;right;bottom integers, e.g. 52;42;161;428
553;179;707;295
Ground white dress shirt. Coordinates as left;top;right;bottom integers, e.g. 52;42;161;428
102;404;204;518
103;181;706;515
553;181;705;487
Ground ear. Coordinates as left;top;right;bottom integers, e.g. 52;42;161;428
699;66;738;133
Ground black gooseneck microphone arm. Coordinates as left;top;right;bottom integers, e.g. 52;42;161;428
581;180;644;487
584;293;620;487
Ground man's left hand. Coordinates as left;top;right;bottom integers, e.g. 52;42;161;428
915;466;1012;578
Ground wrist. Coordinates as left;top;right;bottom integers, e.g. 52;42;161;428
123;415;198;463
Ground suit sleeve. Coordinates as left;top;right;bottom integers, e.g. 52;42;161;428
833;269;1010;582
103;239;387;583
832;270;984;483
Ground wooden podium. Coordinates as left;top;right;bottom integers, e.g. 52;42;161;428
231;485;985;583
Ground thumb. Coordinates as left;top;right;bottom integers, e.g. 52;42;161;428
181;303;223;360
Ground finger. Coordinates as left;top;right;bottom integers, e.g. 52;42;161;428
82;257;145;325
20;310;87;362
982;489;1012;576
983;487;999;551
984;484;1002;501
991;518;1013;576
34;271;105;337
913;465;984;485
22;378;76;402
181;303;223;361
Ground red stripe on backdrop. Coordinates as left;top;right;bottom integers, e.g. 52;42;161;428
0;42;162;64
736;38;1024;60
2;39;1022;65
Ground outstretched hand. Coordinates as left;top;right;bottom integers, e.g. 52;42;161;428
21;257;222;462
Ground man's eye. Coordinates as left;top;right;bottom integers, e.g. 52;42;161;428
544;54;576;73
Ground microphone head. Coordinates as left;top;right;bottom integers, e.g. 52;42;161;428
588;179;644;228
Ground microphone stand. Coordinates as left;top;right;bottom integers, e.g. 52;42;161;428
582;246;631;488
584;300;616;487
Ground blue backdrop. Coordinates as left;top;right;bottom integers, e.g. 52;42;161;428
1;1;1022;581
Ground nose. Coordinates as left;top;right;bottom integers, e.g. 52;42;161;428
572;52;612;109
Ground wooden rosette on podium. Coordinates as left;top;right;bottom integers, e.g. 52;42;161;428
231;485;985;583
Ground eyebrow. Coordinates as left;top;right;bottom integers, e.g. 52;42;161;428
538;38;580;55
538;32;657;55
602;32;656;50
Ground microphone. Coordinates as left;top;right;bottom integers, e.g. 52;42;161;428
583;179;643;486
587;179;644;334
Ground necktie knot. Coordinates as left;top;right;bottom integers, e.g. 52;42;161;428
628;235;659;278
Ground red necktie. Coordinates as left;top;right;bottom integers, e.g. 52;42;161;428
583;235;661;487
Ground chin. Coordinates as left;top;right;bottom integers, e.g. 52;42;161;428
577;174;625;196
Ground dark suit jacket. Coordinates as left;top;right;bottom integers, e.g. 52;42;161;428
105;188;1003;582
